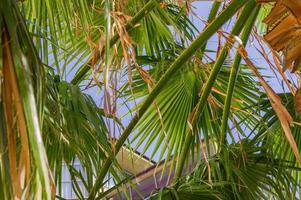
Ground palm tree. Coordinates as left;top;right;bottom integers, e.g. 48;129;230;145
1;0;301;199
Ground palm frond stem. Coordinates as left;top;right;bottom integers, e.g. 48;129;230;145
220;5;261;149
199;0;221;55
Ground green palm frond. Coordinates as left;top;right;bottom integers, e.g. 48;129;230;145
3;0;301;199
20;0;197;83
254;93;301;197
0;0;53;198
150;137;299;200
44;73;111;164
42;71;125;198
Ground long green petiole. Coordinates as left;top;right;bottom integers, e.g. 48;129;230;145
220;5;261;149
199;0;221;55
173;0;257;183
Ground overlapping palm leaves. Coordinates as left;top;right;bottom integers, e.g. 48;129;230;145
0;0;52;198
8;0;201;198
20;0;197;82
43;71;114;198
18;7;201;184
253;93;301;198
43;71;133;199
123;55;261;177
2;0;301;199
149;136;299;199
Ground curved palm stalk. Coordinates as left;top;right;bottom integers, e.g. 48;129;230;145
173;0;257;183
71;0;160;84
0;0;53;199
88;0;250;198
199;0;221;55
220;6;261;149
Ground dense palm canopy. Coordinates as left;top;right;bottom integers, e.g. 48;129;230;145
1;0;301;199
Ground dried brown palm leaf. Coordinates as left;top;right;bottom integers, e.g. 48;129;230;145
3;26;29;199
282;0;301;22
259;0;301;72
273;27;301;52
264;14;297;51
284;36;301;71
263;1;287;26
